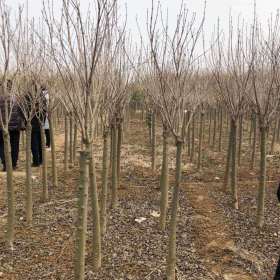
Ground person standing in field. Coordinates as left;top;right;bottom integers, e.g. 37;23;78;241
0;80;24;171
41;86;50;149
25;83;47;167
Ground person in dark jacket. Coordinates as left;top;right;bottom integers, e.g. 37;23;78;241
41;86;50;148
0;80;24;171
25;83;47;167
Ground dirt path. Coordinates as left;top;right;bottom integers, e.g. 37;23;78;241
184;182;259;280
126;118;262;279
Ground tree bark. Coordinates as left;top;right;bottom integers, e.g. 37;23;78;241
190;115;195;162
49;114;58;188
187;111;191;156
69;114;74;167
250;114;257;170
218;108;223;152
212;109;217;149
257;124;267;228
276;118;280;143
74;151;89;280
270;119;277;154
249;113;253;146
3;129;14;249
147;111;152;145
25;123;33;225
151;113;156;172
100;130;109;236
111;122;118;208
110;126;113;169
230;119;238;210
88;144;102;270
223;120;233;192
40;125;48;202
208;109;212;145
159;125;169;230
238;115;243;166
117;120;122;188
21;130;25;148
197;111;204;171
64;115;69;172
73;122;78;164
166;139;183;280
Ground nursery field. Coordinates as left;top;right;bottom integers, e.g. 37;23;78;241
0;116;279;280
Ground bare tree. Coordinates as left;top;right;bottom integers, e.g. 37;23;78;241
209;15;253;210
147;1;205;278
43;0;117;276
249;11;280;228
0;0;21;249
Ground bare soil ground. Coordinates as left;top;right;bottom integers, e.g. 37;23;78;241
0;117;279;279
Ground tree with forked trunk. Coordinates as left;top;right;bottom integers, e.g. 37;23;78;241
248;11;280;228
0;0;22;250
208;15;253;210
147;1;205;278
43;0;118;277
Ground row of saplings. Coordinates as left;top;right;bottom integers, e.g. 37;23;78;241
72;104;278;279
145;106;280;230
2;102;279;278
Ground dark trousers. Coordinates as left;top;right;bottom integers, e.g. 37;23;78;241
0;130;20;168
274;256;280;279
45;129;50;148
31;130;42;165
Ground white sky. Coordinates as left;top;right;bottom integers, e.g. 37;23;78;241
8;0;280;46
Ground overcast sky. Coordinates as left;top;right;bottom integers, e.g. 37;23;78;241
8;0;280;45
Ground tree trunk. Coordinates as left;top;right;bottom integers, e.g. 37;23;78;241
223;120;233;192
270;119;277;154
69;114;74;167
190;115;195;162
25;123;33;225
250;114;257;170
21;130;25;148
100;130;109;236
49;114;58;188
64;115;69;172
141;107;145;122
40;125;48;202
257;125;267;228
111;122;118;208
212;109;217;149
208;109;212;145
74;151;89;280
151;113;156;172
249;114;253;146
187;111;191;156
197;111;204;171
226;113;229;132
110;126;113;169
159;125;169;230
147;112;152;145
88;144;102;270
276;118;280;143
3;129;14;249
238;115;243;166
230;119;238;210
166;139;183;280
117;120;122;188
218;108;223;152
73;122;78;164
95;118;99;138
